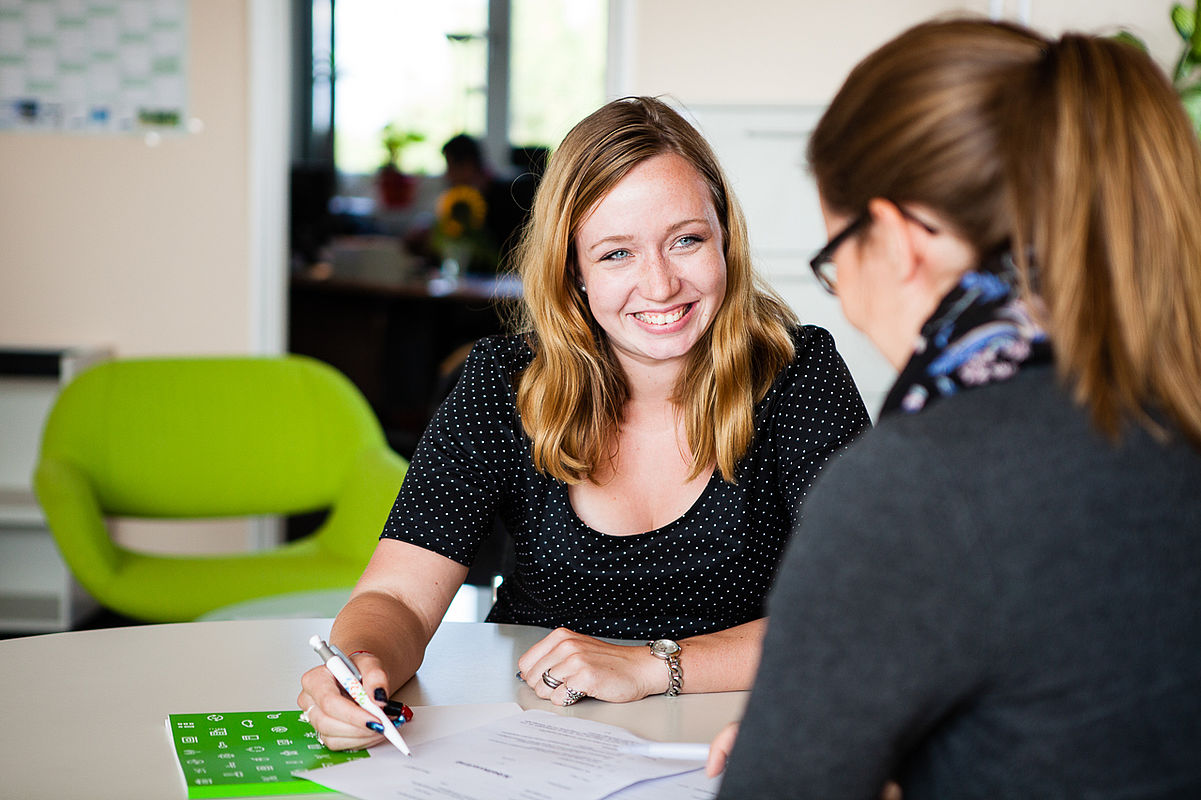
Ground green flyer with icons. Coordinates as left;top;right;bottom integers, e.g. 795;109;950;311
167;710;370;798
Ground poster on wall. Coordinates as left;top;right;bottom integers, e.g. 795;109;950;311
0;0;188;134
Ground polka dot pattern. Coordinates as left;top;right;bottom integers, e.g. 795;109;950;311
381;325;870;640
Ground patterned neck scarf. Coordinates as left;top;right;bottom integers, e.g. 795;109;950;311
880;249;1052;417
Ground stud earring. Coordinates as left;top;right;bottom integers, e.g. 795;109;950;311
578;283;587;293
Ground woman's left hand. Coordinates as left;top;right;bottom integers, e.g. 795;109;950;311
516;627;665;704
705;722;739;777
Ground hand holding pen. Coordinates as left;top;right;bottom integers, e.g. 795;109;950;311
297;636;414;753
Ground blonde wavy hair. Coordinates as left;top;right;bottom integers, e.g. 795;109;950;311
809;19;1201;448
511;96;797;484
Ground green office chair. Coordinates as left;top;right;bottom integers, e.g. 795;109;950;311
33;355;407;622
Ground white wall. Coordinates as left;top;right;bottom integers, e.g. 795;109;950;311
0;1;255;356
622;0;972;105
618;0;1180;414
621;0;1179;104
0;0;289;555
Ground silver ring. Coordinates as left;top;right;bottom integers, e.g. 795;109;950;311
562;686;586;706
541;669;564;689
299;704;315;724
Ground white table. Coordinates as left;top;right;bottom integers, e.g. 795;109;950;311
0;620;746;799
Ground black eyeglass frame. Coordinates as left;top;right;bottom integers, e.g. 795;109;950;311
808;205;939;295
808;214;867;294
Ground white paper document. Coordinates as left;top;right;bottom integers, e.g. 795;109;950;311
396;702;525;747
606;767;720;799
295;708;713;799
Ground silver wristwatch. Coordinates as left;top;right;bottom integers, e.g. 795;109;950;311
648;638;683;697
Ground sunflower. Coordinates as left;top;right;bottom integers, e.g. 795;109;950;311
435;185;487;239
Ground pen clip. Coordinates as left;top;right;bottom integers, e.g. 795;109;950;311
328;642;362;682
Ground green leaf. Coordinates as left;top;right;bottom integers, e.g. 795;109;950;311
1173;3;1194;41
1179;89;1201;137
1174;49;1192;85
1192;2;1201;60
1112;30;1149;51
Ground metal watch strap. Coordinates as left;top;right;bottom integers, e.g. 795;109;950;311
662;652;682;697
648;640;683;697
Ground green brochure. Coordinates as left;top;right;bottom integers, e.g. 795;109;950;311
167;710;370;798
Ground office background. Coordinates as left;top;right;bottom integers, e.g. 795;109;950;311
0;0;1178;559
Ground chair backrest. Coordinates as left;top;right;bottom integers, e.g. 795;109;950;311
38;355;387;518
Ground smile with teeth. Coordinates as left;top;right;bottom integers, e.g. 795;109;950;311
633;303;692;326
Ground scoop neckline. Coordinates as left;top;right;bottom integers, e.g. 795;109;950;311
560;468;722;539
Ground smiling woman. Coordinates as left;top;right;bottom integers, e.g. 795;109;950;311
298;96;871;752
573;153;727;376
567;151;731;536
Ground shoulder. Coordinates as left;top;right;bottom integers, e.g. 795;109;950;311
761;324;867;415
433;334;532;423
778;393;995;615
417;335;533;453
790;322;836;353
869;365;1069;455
801;366;1072;530
461;333;534;379
777;324;849;383
867;364;1201;490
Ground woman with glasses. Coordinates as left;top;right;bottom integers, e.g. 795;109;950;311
709;19;1201;798
298;96;870;751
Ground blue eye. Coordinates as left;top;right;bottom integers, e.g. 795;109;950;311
601;249;632;261
675;235;704;248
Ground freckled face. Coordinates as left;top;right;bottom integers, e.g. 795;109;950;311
573;153;727;374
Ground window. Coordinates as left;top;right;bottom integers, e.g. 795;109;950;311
298;0;608;180
509;1;608;155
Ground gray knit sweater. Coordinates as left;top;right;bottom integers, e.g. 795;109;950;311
718;365;1201;799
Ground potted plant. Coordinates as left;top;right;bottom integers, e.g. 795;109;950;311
377;123;425;209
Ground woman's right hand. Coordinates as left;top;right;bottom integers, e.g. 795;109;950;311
297;651;393;751
296;541;470;750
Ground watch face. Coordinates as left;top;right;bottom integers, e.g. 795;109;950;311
651;639;681;657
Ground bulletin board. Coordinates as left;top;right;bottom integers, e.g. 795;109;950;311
0;0;188;133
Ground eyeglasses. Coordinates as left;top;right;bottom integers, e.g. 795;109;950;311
808;206;939;295
808;214;867;295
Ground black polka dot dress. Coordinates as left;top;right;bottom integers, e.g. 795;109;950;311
380;326;870;640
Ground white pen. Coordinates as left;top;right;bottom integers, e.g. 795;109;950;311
309;634;411;756
619;741;711;760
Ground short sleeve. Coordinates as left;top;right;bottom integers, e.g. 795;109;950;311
379;337;528;565
766;325;872;528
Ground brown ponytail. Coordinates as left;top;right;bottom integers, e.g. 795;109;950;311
1001;33;1201;445
810;19;1201;448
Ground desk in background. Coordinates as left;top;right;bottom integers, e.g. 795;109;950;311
0;619;746;800
289;264;521;458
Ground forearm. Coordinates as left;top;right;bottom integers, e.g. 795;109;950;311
517;618;768;704
326;537;468;695
673;618;767;694
329;589;438;695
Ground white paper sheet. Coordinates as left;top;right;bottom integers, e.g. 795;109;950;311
295;709;705;800
394;702;524;748
604;767;720;799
